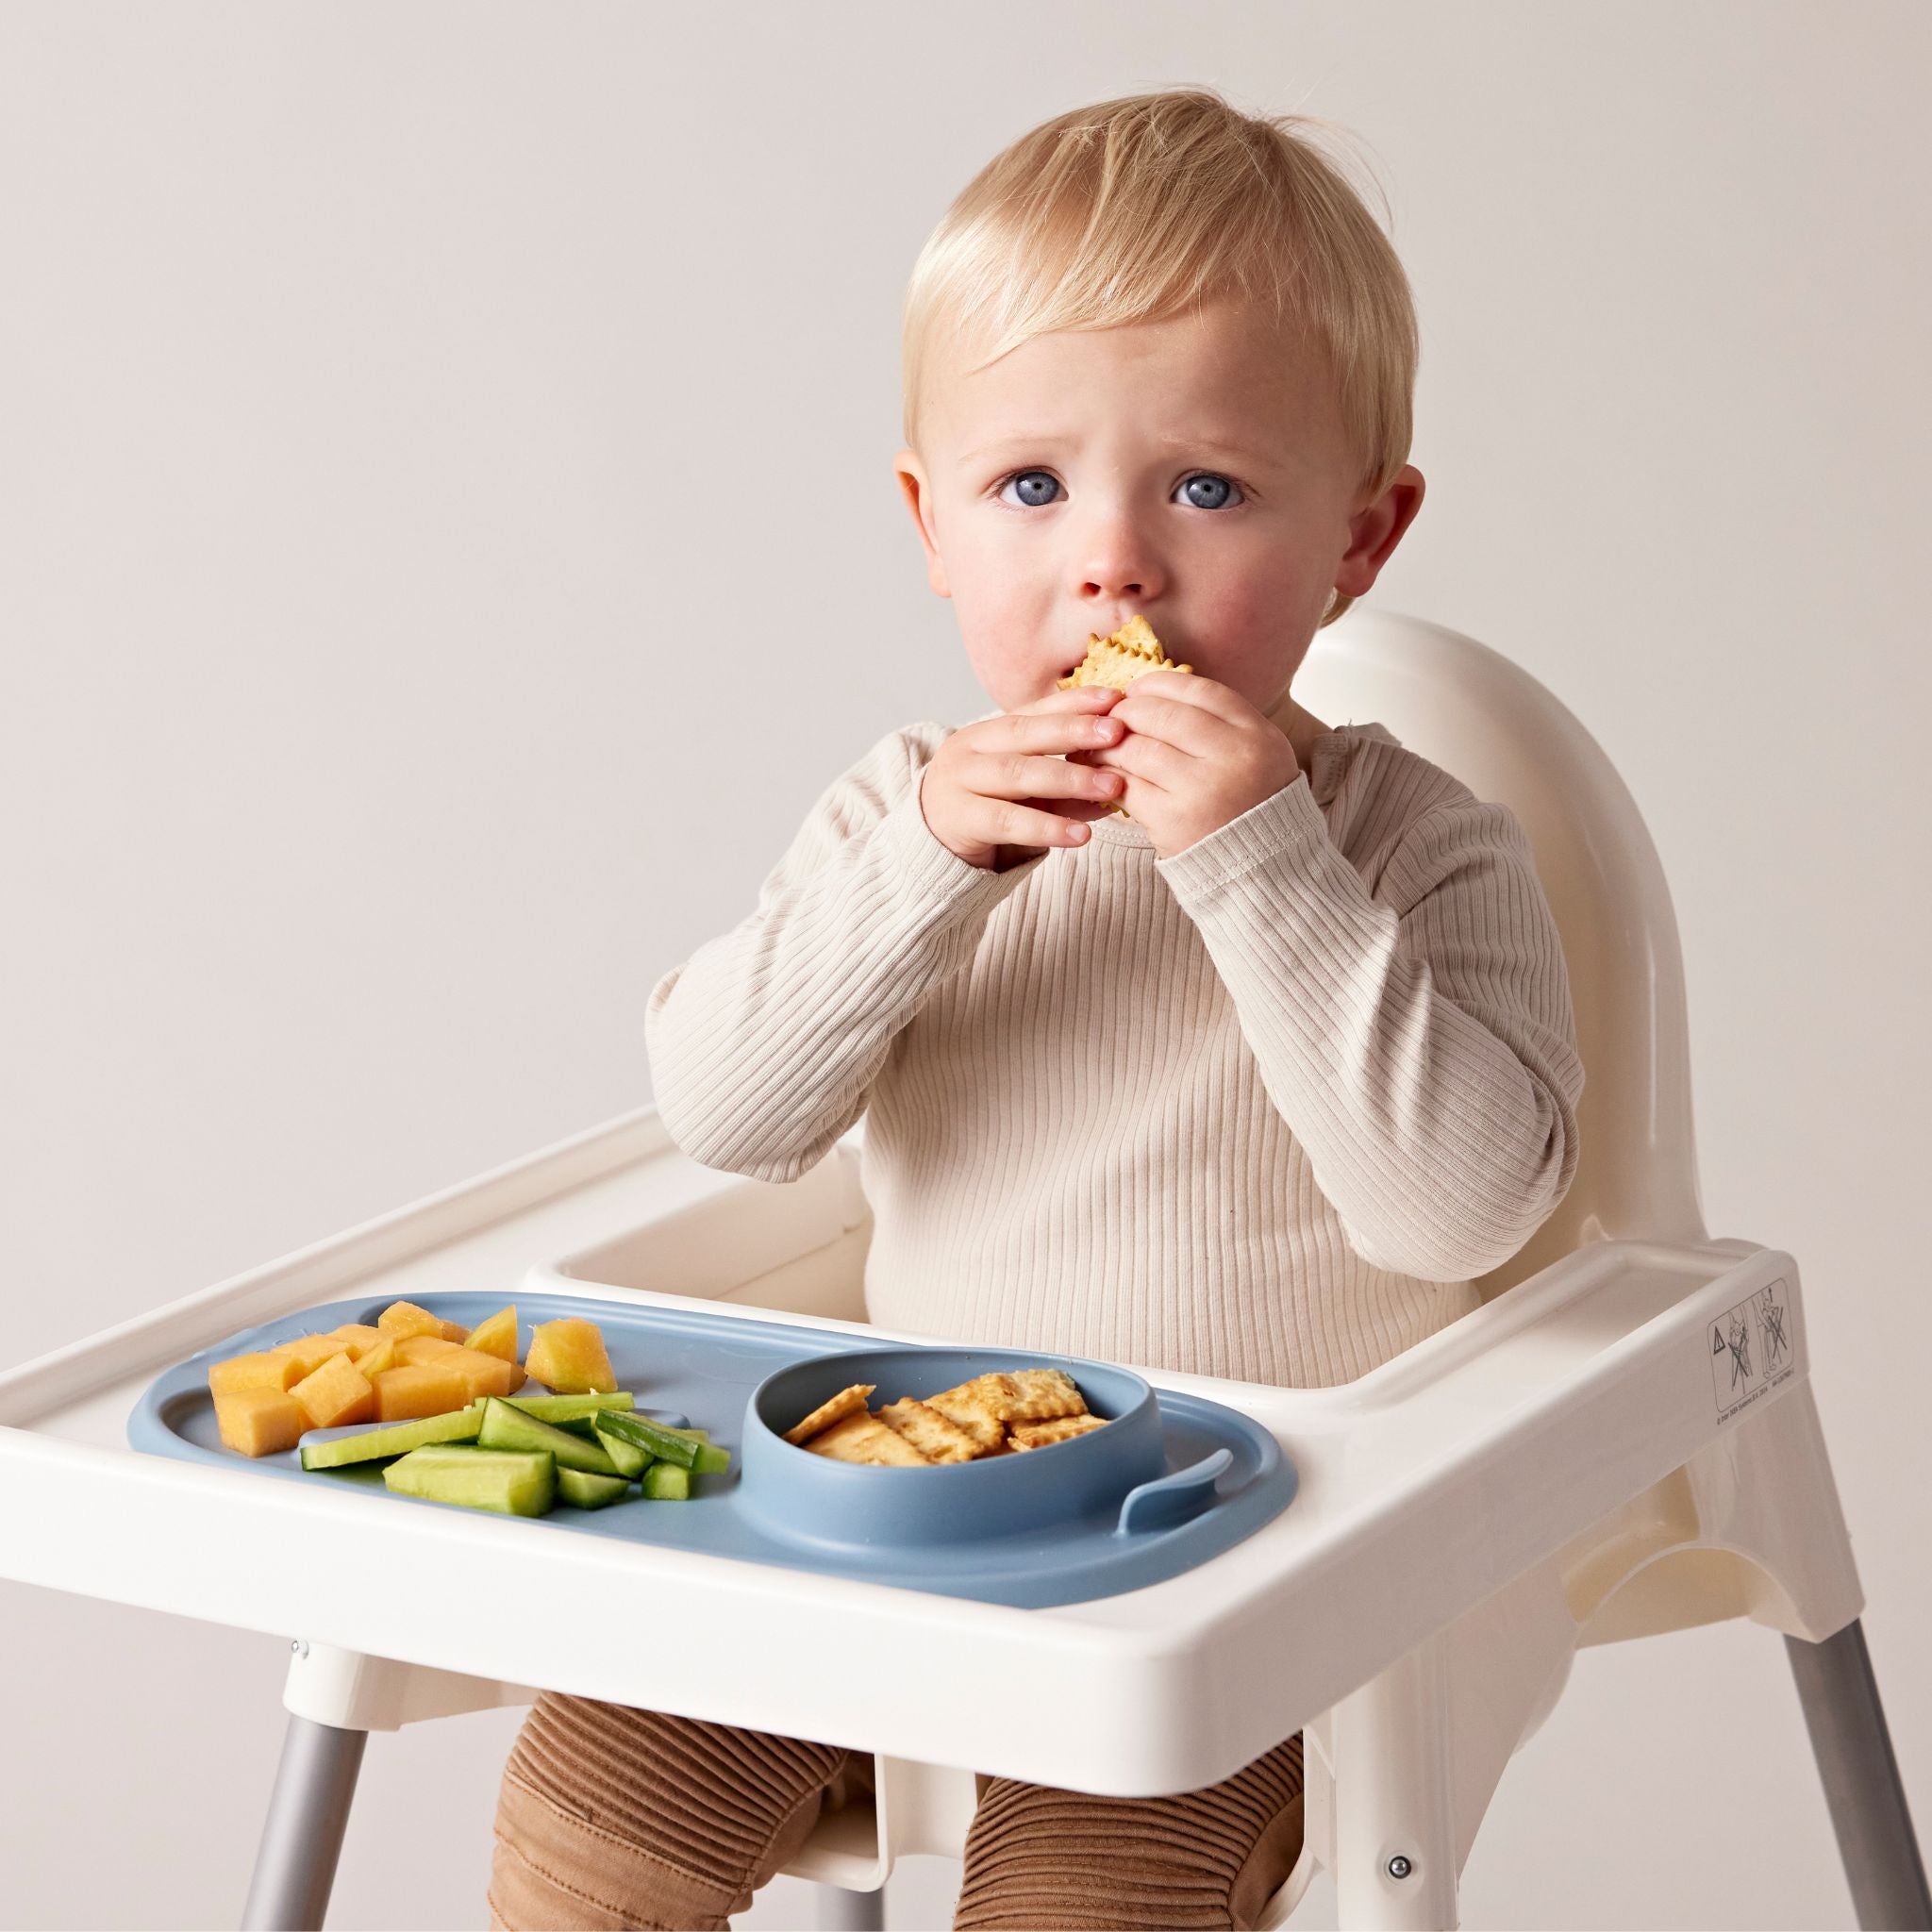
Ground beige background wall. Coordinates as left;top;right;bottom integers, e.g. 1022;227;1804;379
4;3;1927;1926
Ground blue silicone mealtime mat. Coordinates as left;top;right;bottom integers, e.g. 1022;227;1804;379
127;1291;1298;1608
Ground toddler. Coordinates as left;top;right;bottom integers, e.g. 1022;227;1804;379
491;85;1584;1931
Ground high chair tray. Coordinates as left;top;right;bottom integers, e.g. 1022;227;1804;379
0;1107;1821;1793
125;1290;1297;1608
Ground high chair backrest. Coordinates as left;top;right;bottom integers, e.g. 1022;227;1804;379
1294;609;1708;1300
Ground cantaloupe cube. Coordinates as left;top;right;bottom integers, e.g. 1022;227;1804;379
370;1361;472;1423
270;1334;353;1379
290;1351;377;1430
354;1336;397;1378
375;1301;446;1342
464;1306;518;1363
208;1351;301;1397
438;1345;518;1403
326;1324;387;1359
396;1334;461;1365
214;1388;308;1457
525;1318;617;1394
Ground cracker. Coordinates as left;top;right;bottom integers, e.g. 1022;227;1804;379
1000;1367;1089;1423
877;1397;982;1464
1054;614;1195;692
784;1383;876;1446
803;1410;931;1466
920;1386;1007;1454
1054;616;1193;819
1008;1414;1110;1451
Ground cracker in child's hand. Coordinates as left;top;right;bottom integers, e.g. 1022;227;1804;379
1054;616;1193;817
1055;614;1194;692
785;1383;876;1445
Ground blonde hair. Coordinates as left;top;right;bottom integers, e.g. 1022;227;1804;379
901;87;1418;628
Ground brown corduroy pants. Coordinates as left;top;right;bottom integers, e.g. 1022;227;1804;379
489;1692;1306;1931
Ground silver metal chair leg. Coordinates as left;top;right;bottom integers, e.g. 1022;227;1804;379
241;1714;368;1931
817;1878;887;1929
1785;1620;1932;1931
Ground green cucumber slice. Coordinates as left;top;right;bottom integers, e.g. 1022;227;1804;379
641;1461;691;1501
595;1409;706;1471
591;1414;652;1478
383;1445;554;1516
478;1395;621;1475
299;1405;483;1471
633;1421;729;1474
556;1467;634;1509
503;1391;635;1423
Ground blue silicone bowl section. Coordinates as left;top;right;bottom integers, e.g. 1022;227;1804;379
742;1346;1169;1548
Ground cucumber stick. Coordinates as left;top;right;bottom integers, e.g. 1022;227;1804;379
641;1462;691;1502
384;1446;554;1516
505;1391;635;1424
596;1409;729;1474
300;1405;483;1470
591;1413;652;1478
556;1466;632;1509
641;1421;729;1473
478;1396;621;1475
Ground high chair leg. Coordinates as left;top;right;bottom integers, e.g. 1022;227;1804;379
1785;1620;1932;1931
241;1714;366;1931
817;1878;887;1928
1329;1629;1459;1930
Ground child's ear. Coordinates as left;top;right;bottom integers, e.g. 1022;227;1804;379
1335;463;1425;601
893;450;952;599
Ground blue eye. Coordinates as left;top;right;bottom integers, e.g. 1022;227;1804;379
997;469;1061;508
991;469;1246;510
1177;473;1242;509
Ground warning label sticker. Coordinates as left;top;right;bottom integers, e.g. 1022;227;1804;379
1710;1280;1795;1424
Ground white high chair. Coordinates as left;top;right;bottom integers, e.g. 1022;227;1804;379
274;608;1919;1929
1;610;1923;1932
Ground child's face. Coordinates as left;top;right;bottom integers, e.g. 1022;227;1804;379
894;296;1423;719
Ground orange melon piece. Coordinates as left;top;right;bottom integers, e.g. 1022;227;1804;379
525;1318;617;1395
208;1351;301;1397
290;1351;376;1430
396;1334;462;1365
214;1388;308;1457
353;1335;397;1378
369;1360;472;1423
270;1334;352;1380
325;1324;387;1359
375;1301;446;1342
437;1345;518;1403
464;1306;518;1363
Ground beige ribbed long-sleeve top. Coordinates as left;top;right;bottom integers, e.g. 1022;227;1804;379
645;714;1585;1389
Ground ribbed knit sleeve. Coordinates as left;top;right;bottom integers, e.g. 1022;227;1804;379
643;725;1037;1184
1156;772;1585;1282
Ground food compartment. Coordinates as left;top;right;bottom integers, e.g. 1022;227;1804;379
739;1345;1174;1548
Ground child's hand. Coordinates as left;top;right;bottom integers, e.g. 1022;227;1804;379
920;686;1130;872
1065;671;1301;859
